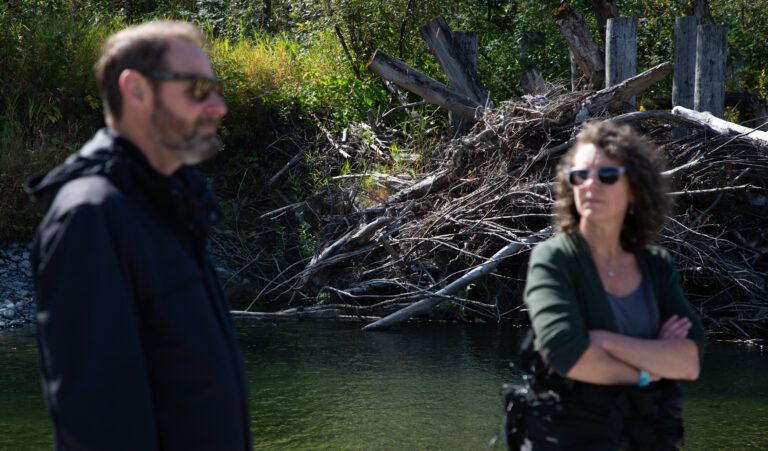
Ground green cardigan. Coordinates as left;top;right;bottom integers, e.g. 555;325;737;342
523;232;706;376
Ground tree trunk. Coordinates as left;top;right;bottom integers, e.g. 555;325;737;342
686;0;715;25
553;4;605;90
592;0;619;45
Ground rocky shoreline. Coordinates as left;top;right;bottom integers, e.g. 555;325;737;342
0;243;36;329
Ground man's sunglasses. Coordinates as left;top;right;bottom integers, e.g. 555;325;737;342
565;166;626;186
145;71;224;101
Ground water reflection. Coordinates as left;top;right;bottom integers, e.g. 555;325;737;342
1;321;767;449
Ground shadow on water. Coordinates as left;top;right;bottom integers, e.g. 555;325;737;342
1;321;767;449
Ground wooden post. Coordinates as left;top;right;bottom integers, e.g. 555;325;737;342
694;25;728;118
673;16;698;137
605;17;637;109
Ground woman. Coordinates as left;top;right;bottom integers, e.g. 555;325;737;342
520;121;705;450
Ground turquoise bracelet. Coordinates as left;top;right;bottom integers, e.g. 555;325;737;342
637;369;651;387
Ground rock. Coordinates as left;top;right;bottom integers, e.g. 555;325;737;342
3;300;13;308
2;308;17;319
10;319;23;327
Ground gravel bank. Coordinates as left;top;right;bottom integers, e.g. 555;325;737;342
0;243;36;329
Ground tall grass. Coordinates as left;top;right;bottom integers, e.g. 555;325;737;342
0;6;378;243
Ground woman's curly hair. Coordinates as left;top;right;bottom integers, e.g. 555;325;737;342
554;121;671;251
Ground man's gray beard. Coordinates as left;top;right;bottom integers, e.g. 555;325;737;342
149;103;223;166
165;131;222;166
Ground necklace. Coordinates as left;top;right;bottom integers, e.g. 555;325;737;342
602;257;617;278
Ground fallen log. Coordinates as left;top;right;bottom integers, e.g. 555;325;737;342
362;226;553;331
367;49;482;121
231;309;381;322
553;4;605;90
672;106;768;147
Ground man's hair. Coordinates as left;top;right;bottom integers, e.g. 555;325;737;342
554;121;671;251
94;21;204;120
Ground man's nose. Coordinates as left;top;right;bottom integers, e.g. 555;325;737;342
204;92;228;118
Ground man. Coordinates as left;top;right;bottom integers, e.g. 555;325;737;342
26;21;251;450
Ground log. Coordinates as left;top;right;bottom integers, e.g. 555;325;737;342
671;106;768;147
231;309;381;322
650;92;768;126
694;25;728;118
582;61;673;117
362;226;553;331
553;4;605;90
367;49;482;121
605;17;637;108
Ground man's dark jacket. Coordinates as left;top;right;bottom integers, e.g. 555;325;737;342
26;128;252;451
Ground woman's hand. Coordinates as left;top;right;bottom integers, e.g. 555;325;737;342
658;315;692;340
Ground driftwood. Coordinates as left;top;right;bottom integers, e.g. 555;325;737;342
363;227;553;331
580;62;673;118
367;49;482;121
672;106;768;147
231;308;380;322
553;4;605;90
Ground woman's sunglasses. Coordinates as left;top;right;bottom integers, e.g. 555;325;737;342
565;166;626;186
146;71;224;102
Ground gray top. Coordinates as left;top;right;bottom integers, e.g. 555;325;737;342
606;277;659;339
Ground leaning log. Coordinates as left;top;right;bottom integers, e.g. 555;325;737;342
671;106;768;147
553;4;605;90
581;61;673;117
362;226;553;331
367;49;483;121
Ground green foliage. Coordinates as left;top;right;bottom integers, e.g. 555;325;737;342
4;0;768;245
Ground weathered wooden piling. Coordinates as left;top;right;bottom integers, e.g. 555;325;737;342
673;16;698;137
605;17;637;108
694;24;728;118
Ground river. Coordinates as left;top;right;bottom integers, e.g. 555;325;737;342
1;320;767;449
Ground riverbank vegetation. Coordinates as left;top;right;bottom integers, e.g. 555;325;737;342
2;1;767;336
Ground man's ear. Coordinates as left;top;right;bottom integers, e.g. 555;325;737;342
118;69;152;111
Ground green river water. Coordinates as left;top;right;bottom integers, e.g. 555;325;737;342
1;319;767;450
